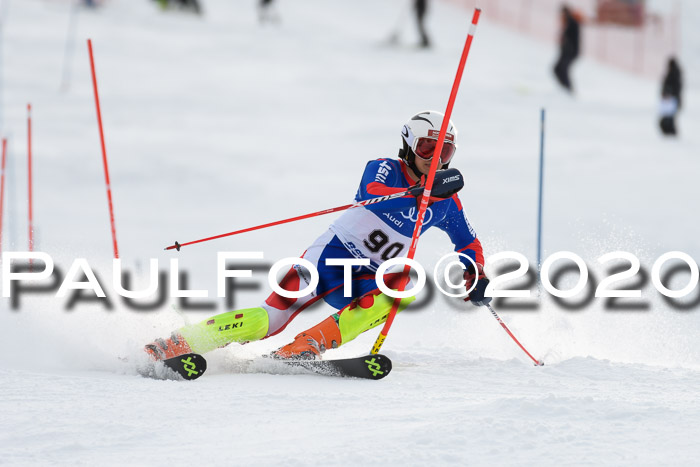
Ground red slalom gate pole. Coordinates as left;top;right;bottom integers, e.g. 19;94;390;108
164;187;418;251
487;304;543;366
0;138;7;253
87;39;119;259
371;9;482;355
27;104;34;254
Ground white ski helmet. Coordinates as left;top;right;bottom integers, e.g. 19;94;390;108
399;110;458;175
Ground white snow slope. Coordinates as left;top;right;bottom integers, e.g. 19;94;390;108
1;0;699;465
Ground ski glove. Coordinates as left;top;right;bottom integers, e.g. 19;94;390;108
463;263;492;306
408;168;464;200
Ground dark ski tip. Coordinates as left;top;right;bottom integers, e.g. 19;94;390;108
163;353;207;380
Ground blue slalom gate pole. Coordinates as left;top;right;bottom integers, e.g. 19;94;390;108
536;108;545;271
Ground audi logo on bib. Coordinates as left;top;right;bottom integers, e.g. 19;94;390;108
401;207;433;224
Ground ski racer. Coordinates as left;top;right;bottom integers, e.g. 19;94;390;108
145;110;491;361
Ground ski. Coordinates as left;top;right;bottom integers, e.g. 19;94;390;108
133;353;208;381
275;354;392;380
135;353;390;381
162;353;207;380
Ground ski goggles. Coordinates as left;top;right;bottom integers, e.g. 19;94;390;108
412;130;456;164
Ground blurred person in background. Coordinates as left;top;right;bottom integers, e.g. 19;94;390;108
259;0;280;24
659;57;683;136
553;5;581;92
153;0;202;15
387;0;430;49
415;0;430;48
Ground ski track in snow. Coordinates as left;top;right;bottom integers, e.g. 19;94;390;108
1;0;700;465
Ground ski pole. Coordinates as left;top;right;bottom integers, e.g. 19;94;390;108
371;8;482;355
164;187;418;251
486;303;544;366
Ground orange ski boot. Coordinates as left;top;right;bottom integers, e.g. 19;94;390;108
144;332;193;361
271;316;342;360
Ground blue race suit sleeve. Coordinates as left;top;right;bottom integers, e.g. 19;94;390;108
355;159;418;213
434;194;485;267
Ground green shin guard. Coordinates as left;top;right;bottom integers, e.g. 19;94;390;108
336;293;416;345
178;307;269;354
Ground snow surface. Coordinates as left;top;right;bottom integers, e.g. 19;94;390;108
1;0;699;465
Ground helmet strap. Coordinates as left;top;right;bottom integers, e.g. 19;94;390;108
406;150;425;178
